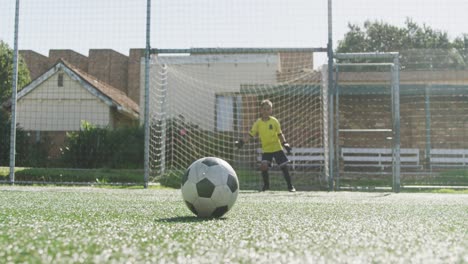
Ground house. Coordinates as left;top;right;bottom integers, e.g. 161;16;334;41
19;49;145;104
12;58;139;157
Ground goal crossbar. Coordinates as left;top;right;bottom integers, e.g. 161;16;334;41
152;47;328;55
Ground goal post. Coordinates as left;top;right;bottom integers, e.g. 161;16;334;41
145;48;329;190
333;52;401;192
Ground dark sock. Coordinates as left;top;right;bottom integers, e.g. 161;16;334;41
261;171;269;188
281;167;293;189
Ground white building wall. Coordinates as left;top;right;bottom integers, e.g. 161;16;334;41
17;71;111;131
141;54;279;130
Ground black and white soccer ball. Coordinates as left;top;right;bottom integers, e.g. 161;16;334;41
181;157;239;218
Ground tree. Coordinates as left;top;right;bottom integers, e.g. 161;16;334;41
336;19;467;69
0;107;33;166
0;40;30;104
0;40;31;166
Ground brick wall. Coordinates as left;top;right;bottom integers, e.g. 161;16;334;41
88;49;128;94
127;49;145;103
20;49;90;82
338;93;468;149
19;50;50;80
276;52;315;83
20;48;142;106
339;95;393;148
49;49;89;72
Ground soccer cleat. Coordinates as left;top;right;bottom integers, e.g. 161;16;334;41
288;186;296;192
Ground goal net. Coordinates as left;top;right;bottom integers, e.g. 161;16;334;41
146;50;327;190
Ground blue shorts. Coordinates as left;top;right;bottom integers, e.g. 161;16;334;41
262;150;289;167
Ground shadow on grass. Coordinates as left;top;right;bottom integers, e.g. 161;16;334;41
156;216;227;223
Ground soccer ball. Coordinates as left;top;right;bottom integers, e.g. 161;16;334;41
181;157;239;218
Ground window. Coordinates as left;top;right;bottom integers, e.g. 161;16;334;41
58;73;64;87
215;95;242;132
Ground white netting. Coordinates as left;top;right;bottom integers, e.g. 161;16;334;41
147;51;326;190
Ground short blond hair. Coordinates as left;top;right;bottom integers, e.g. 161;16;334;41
260;99;273;108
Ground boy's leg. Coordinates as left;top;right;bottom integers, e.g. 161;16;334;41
260;161;270;191
280;166;292;187
260;153;273;191
275;151;295;192
261;171;270;191
280;166;295;192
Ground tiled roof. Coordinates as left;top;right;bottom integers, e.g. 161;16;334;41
11;59;139;119
59;59;139;115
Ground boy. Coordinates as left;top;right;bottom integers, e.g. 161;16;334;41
235;99;295;192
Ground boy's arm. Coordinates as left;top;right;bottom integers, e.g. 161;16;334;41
279;133;292;154
279;133;287;144
236;121;257;148
235;133;253;148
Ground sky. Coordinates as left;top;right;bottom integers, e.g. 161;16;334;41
1;0;467;68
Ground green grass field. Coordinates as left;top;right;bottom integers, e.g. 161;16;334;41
0;186;466;263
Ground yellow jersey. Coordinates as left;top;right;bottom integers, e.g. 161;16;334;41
249;116;283;153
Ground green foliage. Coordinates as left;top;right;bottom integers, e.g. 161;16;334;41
336;19;468;69
0;108;48;167
2;117;143;169
0;40;31;104
61;121;144;169
0;41;40;167
18;136;53;167
0;109;11;165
